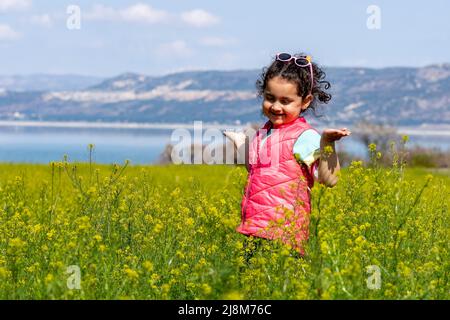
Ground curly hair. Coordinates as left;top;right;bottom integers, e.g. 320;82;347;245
256;52;332;117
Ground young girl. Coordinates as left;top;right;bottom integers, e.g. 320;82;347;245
224;52;351;255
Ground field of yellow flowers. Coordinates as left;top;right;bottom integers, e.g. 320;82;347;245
0;143;448;299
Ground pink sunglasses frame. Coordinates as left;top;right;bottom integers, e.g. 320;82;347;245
275;52;314;94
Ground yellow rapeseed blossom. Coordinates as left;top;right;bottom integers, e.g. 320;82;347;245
201;283;212;296
44;274;54;284
0;160;447;299
0;267;10;278
142;261;154;272
124;267;139;281
222;291;244;300
9;237;26;249
153;223;163;234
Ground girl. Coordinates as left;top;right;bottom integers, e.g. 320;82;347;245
224;52;351;255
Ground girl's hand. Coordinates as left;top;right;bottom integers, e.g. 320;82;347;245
321;128;351;143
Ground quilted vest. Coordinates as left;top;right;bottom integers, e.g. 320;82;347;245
237;116;316;252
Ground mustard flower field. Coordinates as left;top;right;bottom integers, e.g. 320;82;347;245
0;144;448;299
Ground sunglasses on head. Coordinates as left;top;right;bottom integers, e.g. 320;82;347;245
275;52;314;94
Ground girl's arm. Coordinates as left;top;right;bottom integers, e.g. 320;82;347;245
318;128;351;187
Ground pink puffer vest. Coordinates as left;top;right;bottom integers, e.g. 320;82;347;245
237;116;315;252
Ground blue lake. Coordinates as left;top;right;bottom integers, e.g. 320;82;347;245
0;125;449;165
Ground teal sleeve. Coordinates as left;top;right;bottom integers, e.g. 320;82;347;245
293;129;321;167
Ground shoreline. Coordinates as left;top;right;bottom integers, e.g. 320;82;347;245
0;120;450;136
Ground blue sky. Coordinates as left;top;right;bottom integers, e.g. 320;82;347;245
0;0;449;77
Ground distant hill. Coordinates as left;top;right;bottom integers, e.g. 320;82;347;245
0;64;449;126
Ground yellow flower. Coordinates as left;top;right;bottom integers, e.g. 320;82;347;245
186;282;196;291
185;217;194;227
45;273;54;284
8;237;27;254
170;268;181;277
9;237;26;249
201;283;212;295
222;291;244;300
197;258;207;268
397;230;407;239
401;135;409;144
161;284;170;294
321;291;331;300
67;241;77;249
428;280;438;290
150;273;160;283
143;261;154;272
124;267;139;280
320;241;329;254
76;216;91;231
323;145;334;157
153;223;163;234
46;229;56;240
170;187;180;197
208;245;218;254
87;186;97;196
398;262;412;278
0;267;10;278
355;235;366;246
176;250;185;259
32;224;42;234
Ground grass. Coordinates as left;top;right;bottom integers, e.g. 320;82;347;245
0;150;448;299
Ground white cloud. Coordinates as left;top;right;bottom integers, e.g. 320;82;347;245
83;5;220;27
0;0;31;12
120;3;169;23
181;9;219;27
156;40;193;57
30;14;52;27
199;36;237;47
85;3;169;24
0;24;20;40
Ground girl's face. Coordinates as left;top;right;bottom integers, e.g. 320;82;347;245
262;76;313;127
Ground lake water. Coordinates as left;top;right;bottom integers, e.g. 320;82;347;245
0;125;449;165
